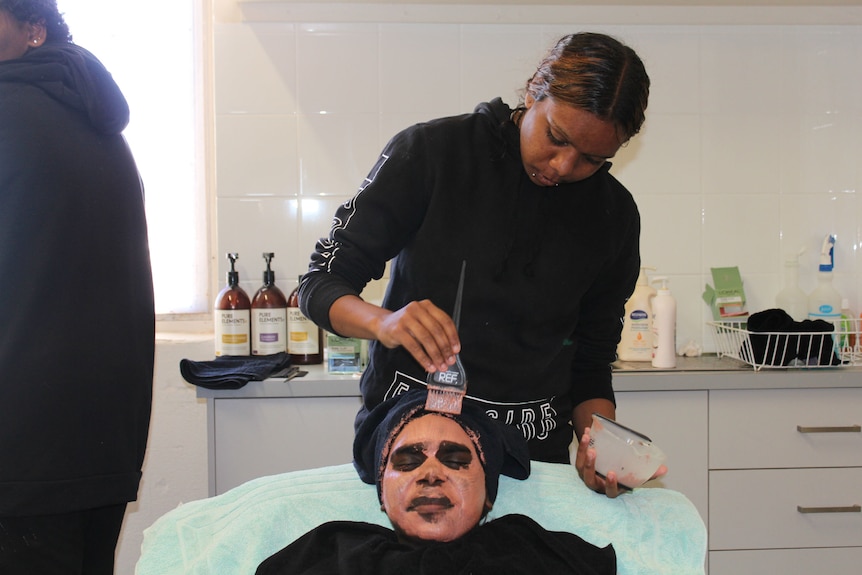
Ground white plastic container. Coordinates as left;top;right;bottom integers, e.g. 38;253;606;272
650;276;677;368
589;413;666;490
616;267;656;362
807;235;842;322
775;249;807;321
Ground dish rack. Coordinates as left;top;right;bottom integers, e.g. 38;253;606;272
708;318;861;371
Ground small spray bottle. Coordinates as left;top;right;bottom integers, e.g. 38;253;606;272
775;247;807;321
807;235;842;322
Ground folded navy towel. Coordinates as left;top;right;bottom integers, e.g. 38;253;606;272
179;352;292;389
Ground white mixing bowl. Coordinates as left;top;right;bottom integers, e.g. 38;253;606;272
589;413;666;490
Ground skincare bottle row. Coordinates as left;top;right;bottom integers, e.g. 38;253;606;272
213;252;322;363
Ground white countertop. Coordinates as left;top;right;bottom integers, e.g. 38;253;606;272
194;355;862;399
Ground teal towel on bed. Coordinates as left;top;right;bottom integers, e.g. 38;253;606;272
136;462;706;575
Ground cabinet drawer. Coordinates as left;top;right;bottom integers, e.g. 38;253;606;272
710;388;862;469
710;547;862;575
709;468;862;550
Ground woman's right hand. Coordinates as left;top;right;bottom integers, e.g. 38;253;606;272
375;300;461;373
329;295;460;373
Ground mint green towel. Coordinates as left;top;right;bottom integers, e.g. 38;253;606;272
137;462;706;575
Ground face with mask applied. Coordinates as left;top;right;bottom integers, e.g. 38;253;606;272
380;413;490;543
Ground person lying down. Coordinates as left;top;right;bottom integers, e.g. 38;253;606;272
256;390;616;574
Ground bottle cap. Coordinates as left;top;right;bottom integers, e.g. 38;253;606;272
262;252;276;285
226;253;240;287
637;266;655;286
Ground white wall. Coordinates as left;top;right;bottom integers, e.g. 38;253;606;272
211;3;862;353
124;1;862;571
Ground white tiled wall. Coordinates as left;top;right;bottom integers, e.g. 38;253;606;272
212;7;861;353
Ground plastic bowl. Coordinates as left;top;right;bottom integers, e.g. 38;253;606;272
589;413;666;490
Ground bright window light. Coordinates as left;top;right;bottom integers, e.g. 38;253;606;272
61;0;207;314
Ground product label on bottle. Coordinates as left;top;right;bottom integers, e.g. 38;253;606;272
630;310;648;321
808;306;840;321
252;308;287;355
215;309;251;356
288;308;320;355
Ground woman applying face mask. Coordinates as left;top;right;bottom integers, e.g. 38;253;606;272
299;32;658;497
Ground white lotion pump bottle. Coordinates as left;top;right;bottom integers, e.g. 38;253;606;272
775;248;807;321
617;266;656;362
650;276;677;368
807;235;842;322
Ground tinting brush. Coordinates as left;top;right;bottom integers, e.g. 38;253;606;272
425;260;468;414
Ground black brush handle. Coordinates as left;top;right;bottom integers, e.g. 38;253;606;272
453;260;466;329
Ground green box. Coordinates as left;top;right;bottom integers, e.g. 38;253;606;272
702;267;748;321
327;334;366;374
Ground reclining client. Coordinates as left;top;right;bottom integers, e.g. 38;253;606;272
256;390;616;574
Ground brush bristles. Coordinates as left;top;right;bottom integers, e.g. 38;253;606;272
425;387;465;414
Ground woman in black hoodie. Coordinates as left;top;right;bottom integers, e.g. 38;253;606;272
0;2;154;573
299;32;656;498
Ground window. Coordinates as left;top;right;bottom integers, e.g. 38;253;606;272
62;0;207;315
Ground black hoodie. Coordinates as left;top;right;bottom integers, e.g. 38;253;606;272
300;99;640;463
0;43;154;515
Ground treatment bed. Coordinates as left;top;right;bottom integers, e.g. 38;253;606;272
136;461;706;574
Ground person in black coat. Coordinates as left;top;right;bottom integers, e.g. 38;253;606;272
0;2;154;573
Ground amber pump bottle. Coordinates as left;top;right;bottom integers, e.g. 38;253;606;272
251;253;288;356
287;275;323;364
214;253;251;356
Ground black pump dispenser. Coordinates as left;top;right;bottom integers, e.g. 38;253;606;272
226;252;241;287
261;252;276;286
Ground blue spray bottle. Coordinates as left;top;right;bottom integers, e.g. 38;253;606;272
807;235;842;322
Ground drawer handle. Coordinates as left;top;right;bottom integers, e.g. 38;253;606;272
797;505;861;514
796;425;861;433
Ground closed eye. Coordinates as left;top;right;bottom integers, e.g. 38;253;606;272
390;445;427;471
546;128;567;147
437;443;473;470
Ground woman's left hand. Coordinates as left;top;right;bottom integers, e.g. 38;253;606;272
574;426;623;498
575;426;668;498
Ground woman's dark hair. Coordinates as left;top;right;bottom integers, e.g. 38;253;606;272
0;0;72;44
524;32;650;143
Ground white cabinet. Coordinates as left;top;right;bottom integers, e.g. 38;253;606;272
210;395;362;494
708;388;862;572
